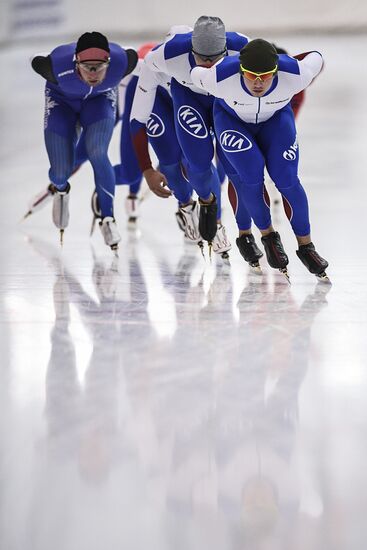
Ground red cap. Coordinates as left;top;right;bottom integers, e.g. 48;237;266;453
137;42;157;60
77;48;110;62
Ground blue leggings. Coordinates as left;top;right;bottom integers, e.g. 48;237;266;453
170;80;222;215
214;101;311;236
44;88;117;218
216;144;252;231
128;78;193;205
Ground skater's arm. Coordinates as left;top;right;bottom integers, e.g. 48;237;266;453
296;51;324;88
190;64;219;96
124;48;139;77
144;43;168;74
31;55;58;84
291;89;306;118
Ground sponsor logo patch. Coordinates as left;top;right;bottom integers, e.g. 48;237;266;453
146;112;165;138
220;130;252;152
177;105;208;139
283;136;298;161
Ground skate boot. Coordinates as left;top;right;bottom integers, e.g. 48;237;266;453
261;231;290;281
296;242;330;283
90;190;102;236
99;217;121;253
175;209;186;233
125;194;140;225
236;233;263;273
52;182;70;245
176;201;201;243
212;224;231;262
198;195;218;245
23;183;57;220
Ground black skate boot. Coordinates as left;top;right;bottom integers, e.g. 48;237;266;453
198;194;218;244
261;231;290;281
296;242;330;283
236;233;263;273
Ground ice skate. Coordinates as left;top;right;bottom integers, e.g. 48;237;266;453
212;224;231;263
236;233;263;274
261;231;290;282
176;201;201;244
99;216;121;253
90;190;102;236
22;183;57;221
296;242;330;283
175;208;186;234
125;194;140;226
52;182;70;245
198;194;217;244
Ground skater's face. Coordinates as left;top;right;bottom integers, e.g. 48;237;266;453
240;65;277;97
76;59;109;86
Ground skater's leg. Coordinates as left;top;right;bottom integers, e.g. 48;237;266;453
81;91;117;219
44;91;78;191
171;81;219;241
115;79;142;188
214;100;271;232
260;106;311;240
148;90;193;205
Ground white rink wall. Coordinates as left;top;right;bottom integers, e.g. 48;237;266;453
1;0;367;45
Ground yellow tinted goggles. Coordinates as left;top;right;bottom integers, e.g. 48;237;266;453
240;64;278;82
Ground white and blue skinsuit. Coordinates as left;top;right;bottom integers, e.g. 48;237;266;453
191;51;323;235
144;28;251;223
34;42;133;218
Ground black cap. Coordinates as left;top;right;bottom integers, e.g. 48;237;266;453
239;39;278;73
75;31;110;54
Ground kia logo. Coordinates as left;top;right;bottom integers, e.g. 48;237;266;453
177;106;208;139
146;112;165;138
220;130;252;152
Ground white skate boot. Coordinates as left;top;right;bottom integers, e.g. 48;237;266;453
212;224;231;261
52;182;70;244
99;217;121;252
125;195;140;225
177;201;201;242
90;190;102;236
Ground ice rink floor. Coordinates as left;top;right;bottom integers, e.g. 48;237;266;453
1;34;367;550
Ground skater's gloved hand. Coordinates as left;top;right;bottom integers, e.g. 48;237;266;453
143;168;172;198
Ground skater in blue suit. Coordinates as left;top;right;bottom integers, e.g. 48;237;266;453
144;16;252;252
191;39;329;281
31;31;138;250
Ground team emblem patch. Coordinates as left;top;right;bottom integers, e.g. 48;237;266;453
177;105;208;139
283;136;298;161
146;112;165;138
220;130;252;152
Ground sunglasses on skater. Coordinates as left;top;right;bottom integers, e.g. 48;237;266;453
77;60;110;73
192;48;227;63
240;64;278;82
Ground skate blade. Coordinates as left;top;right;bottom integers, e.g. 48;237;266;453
127;218;138;231
60;229;64;246
110;243;119;257
20;210;33;222
249;263;262;275
90;215;99;237
220;251;230;265
279;267;291;284
198;240;205;259
316;271;331;284
208;242;213;262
